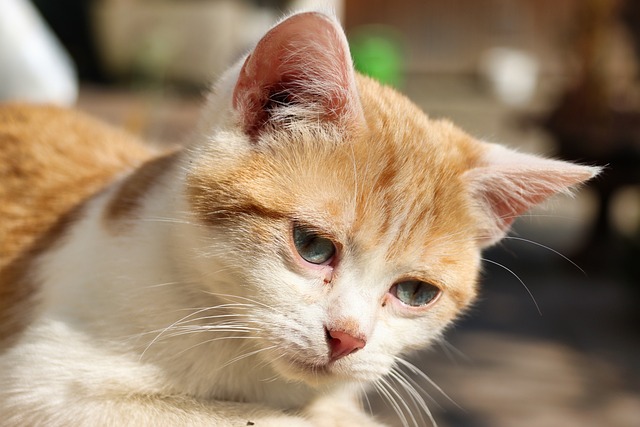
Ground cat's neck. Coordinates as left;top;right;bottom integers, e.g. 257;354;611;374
34;152;321;409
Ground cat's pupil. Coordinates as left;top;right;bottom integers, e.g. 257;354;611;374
395;281;440;307
292;225;336;265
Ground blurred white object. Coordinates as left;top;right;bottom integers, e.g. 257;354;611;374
289;0;344;21
480;47;539;107
92;0;273;85
92;1;344;86
0;0;78;105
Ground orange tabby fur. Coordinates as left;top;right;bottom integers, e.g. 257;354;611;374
103;152;179;231
0;104;153;342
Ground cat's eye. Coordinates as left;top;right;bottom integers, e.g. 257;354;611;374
392;280;440;307
292;225;336;265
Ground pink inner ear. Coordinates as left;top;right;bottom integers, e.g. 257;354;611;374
466;143;601;246
474;169;573;230
232;12;364;140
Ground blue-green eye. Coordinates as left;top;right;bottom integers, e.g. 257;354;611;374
393;280;440;307
292;225;336;265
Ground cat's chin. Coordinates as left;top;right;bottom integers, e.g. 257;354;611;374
270;355;382;387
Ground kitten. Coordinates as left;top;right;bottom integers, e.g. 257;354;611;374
0;11;599;427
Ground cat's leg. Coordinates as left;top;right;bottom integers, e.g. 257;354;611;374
1;390;394;427
0;392;316;427
0;330;313;427
1;360;386;427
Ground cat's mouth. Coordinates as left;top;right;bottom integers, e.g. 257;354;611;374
267;353;342;384
289;358;331;374
272;352;369;385
265;328;373;384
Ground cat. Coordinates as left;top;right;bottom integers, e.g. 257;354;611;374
0;10;599;427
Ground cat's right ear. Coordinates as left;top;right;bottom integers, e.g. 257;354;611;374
465;143;601;247
232;12;365;141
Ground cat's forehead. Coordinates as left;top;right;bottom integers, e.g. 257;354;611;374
189;75;483;262
260;85;479;255
314;79;479;234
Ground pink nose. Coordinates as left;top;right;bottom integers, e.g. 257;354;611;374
327;329;366;362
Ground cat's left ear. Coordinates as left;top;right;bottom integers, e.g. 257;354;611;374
232;11;365;140
465;143;601;247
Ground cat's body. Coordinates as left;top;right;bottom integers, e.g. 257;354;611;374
0;11;598;427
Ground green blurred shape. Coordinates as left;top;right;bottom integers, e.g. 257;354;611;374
349;25;404;88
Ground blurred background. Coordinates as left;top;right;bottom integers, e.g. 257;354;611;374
1;0;639;425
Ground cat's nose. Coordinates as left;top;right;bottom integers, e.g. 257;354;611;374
326;329;366;362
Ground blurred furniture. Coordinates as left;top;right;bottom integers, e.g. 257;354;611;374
542;0;640;266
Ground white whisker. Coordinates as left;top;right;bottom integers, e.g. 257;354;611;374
358;382;373;417
219;345;278;370
394;357;461;411
201;292;286;316
436;339;470;364
139;216;202;227
140;281;182;289
373;378;410;427
482;257;542;315
389;369;428;426
170;335;263;360
139;305;252;359
503;236;586;275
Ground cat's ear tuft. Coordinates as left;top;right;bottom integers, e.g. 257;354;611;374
232;11;365;140
465;143;601;247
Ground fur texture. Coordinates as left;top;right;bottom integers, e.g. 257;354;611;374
0;11;599;427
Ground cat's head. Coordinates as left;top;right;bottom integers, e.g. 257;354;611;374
181;12;599;387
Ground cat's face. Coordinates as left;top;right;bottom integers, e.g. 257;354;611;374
181;12;598;387
188;77;481;385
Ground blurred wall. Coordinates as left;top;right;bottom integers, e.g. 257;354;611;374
345;0;630;76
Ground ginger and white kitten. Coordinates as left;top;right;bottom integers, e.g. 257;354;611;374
0;11;598;427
